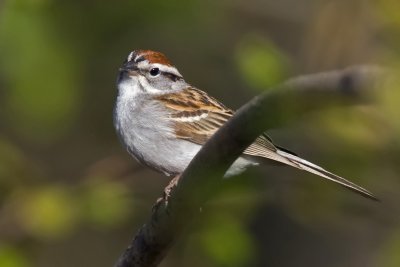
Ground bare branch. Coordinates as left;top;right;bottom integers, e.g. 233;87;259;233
113;65;388;267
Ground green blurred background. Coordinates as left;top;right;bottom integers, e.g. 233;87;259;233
0;0;399;266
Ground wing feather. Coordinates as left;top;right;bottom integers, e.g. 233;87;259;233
156;88;228;142
155;87;278;152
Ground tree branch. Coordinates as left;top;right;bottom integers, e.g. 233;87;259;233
113;65;388;267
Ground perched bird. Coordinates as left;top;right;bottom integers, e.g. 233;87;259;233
114;49;377;200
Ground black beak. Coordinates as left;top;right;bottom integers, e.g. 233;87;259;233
118;61;139;83
119;60;138;73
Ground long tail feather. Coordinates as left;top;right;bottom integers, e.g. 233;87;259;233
276;150;378;201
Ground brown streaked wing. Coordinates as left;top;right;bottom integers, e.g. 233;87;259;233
155;87;233;144
155;87;278;153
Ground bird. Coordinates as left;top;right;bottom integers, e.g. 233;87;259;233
114;49;377;201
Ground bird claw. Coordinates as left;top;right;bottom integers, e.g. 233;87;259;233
152;174;181;212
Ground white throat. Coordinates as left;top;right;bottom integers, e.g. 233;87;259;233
118;77;141;99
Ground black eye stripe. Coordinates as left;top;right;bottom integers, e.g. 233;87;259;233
135;56;145;63
162;72;181;82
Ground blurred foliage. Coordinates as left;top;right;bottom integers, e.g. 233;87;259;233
180;177;261;267
3;179;132;240
15;186;78;239
376;0;400;27
198;214;254;267
0;0;81;142
377;228;400;267
0;137;31;188
0;245;28;267
0;0;399;267
82;178;131;228
377;74;400;134
235;34;289;90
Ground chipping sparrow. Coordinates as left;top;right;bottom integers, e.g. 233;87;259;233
114;49;377;200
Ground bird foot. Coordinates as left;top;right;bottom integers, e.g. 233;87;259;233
153;174;181;211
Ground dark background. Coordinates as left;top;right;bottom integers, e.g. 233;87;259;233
0;0;399;266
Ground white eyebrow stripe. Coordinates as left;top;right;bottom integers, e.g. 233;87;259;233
151;63;182;77
127;51;134;62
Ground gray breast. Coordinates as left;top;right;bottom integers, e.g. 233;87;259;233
114;95;201;176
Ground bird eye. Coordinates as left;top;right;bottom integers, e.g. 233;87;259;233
149;68;160;76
